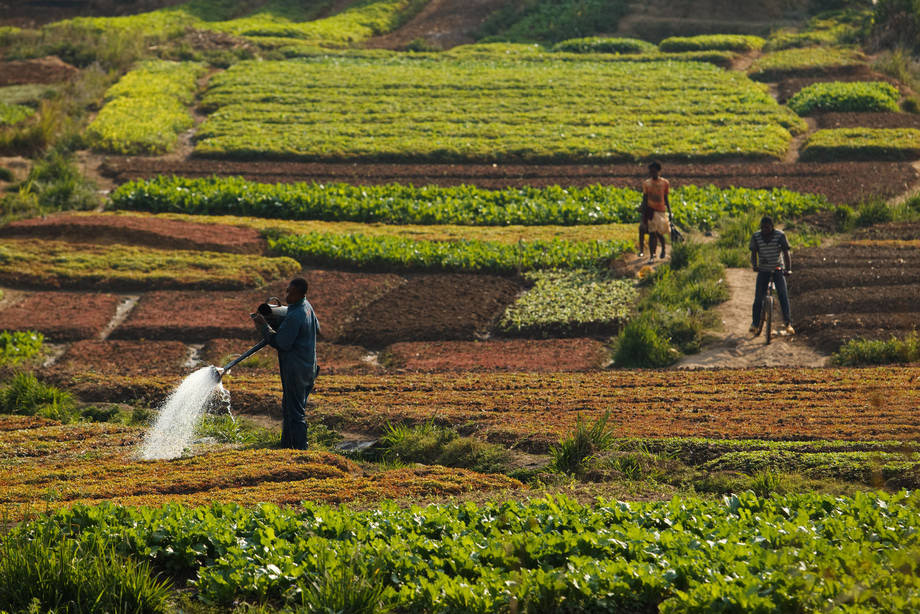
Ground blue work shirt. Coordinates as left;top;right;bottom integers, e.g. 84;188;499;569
265;298;319;373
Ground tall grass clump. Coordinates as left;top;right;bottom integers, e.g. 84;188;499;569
0;372;78;422
0;530;172;614
833;332;920;365
380;421;510;473
614;241;728;367
551;411;616;476
294;549;391;614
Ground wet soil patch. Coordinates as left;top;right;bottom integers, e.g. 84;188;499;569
99;158;919;205
341;273;523;348
0;292;120;341
0;213;266;254
57;340;189;376
813;112;920;130
385;338;609;372
0;57;78;86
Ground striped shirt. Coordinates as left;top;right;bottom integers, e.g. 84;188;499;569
750;229;789;271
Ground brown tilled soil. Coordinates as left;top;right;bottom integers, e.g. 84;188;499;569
0;57;78;86
341;273;524;348
56;339;190;375
98;158;920;205
854;222;920;240
813;113;920;130
384;338;610;371
203;339;380;375
788;230;920;352
0;212;266;254
0;292;121;341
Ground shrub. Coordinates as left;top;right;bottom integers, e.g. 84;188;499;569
834;204;857;231
871;0;920;53
787;81;901;115
0;372;78;423
552;37;656;54
832;332;920;365
659;34;765;52
380;421;510;473
613;316;675;367
0;529;172;614
855;201;894;226
21;149;99;212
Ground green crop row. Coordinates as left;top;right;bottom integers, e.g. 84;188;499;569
551;37;656;54
194;57;802;162
110;176;832;231
748;46;866;81
49;0;430;47
14;492;920;611
268;231;630;273
801;128;920;161
0;239;299;290
498;270;637;336
85;60;205;155
659;34;765;52
788;81;901;115
0;103;34;127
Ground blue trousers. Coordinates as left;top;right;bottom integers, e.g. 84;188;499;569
279;362;317;450
752;270;791;327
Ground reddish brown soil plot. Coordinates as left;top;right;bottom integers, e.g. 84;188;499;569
0;57;78;86
790;234;920;352
99;159;919;205
204;339;380;375
57;340;190;376
813;113;920;130
384;338;610;372
0;213;266;254
110;270;404;342
339;273;523;348
0;293;120;341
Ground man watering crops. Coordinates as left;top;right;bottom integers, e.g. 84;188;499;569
749;216;794;336
252;277;319;450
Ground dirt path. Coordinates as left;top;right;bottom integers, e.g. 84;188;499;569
675;268;829;369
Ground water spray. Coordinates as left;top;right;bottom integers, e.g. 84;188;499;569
211;297;288;381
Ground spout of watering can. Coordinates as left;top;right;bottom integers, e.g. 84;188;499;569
215;339;269;379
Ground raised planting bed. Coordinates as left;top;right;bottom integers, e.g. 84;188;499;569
853;223;920;241
748;47;867;82
0;419;522;521
0;212;266;254
787;81;901;115
340;273;523;347
203;339;378;375
56;340;190;375
0;239;299;290
813;112;920;130
100;159;920;206
800;128;920;162
497;270;636;337
0;292;120;341
384;338;610;372
65;367;920;452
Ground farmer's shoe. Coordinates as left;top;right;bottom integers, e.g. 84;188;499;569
637;251;644;258
783;323;795;335
749;324;761;336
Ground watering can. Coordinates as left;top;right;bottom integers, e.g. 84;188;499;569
212;297;287;380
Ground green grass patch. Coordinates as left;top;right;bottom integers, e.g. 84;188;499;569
0;372;78;423
551;37;656;54
498;269;637;336
194;56;802;162
0;330;44;367
659;34;765;52
832;332;920;365
0;238;299;290
379;421;512;474
477;0;629;43
86;60;205;155
788;81;901;115
748;46;866;81
800;127;920;161
110;177;829;231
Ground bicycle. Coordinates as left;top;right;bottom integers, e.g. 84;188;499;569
757;266;789;345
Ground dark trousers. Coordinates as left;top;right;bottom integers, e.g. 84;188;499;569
279;363;316;450
752;269;791;326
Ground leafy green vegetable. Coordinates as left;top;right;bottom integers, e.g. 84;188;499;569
659;34;765;52
801;128;920;161
788;81;901;115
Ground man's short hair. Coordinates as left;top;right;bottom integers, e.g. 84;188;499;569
648;161;662;172
289;277;308;295
760;216;774;227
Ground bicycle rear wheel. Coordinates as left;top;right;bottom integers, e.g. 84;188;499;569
764;295;774;345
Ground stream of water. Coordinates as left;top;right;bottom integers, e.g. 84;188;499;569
139;366;229;460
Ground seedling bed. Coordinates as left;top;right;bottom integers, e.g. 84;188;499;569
0;292;119;341
0;212;266;254
384;338;609;372
340;273;523;347
56;340;190;375
814;113;920;130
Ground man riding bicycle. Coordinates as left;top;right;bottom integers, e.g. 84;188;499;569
749;216;794;336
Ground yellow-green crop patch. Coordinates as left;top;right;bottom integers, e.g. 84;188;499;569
801;128;920;161
86;60;205;155
0;102;34;127
0;239;299;290
788;81;901;115
195;56;804;163
748;46;866;81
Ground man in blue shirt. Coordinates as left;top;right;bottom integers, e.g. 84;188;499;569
749;216;794;336
252;277;319;449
